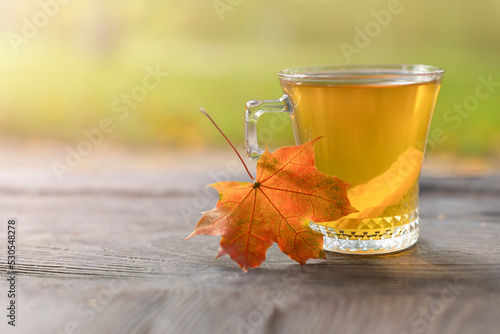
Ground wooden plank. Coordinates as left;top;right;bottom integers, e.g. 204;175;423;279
0;173;499;334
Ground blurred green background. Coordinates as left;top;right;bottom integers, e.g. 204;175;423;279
0;0;499;157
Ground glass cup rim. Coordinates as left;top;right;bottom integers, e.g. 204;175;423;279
278;64;445;84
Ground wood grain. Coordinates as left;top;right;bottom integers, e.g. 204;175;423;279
0;173;499;334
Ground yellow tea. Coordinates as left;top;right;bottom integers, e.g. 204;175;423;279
281;77;442;253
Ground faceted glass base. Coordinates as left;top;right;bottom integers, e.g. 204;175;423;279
310;210;420;254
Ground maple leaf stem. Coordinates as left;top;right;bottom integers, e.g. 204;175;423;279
200;108;255;181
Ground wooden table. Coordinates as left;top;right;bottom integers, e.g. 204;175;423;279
0;150;499;334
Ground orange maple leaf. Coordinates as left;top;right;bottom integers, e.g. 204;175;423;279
186;138;356;272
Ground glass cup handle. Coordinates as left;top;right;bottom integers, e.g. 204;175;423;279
245;94;293;160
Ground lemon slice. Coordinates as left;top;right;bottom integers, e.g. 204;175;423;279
325;146;423;229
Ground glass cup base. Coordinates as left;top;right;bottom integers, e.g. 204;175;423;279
310;215;420;255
